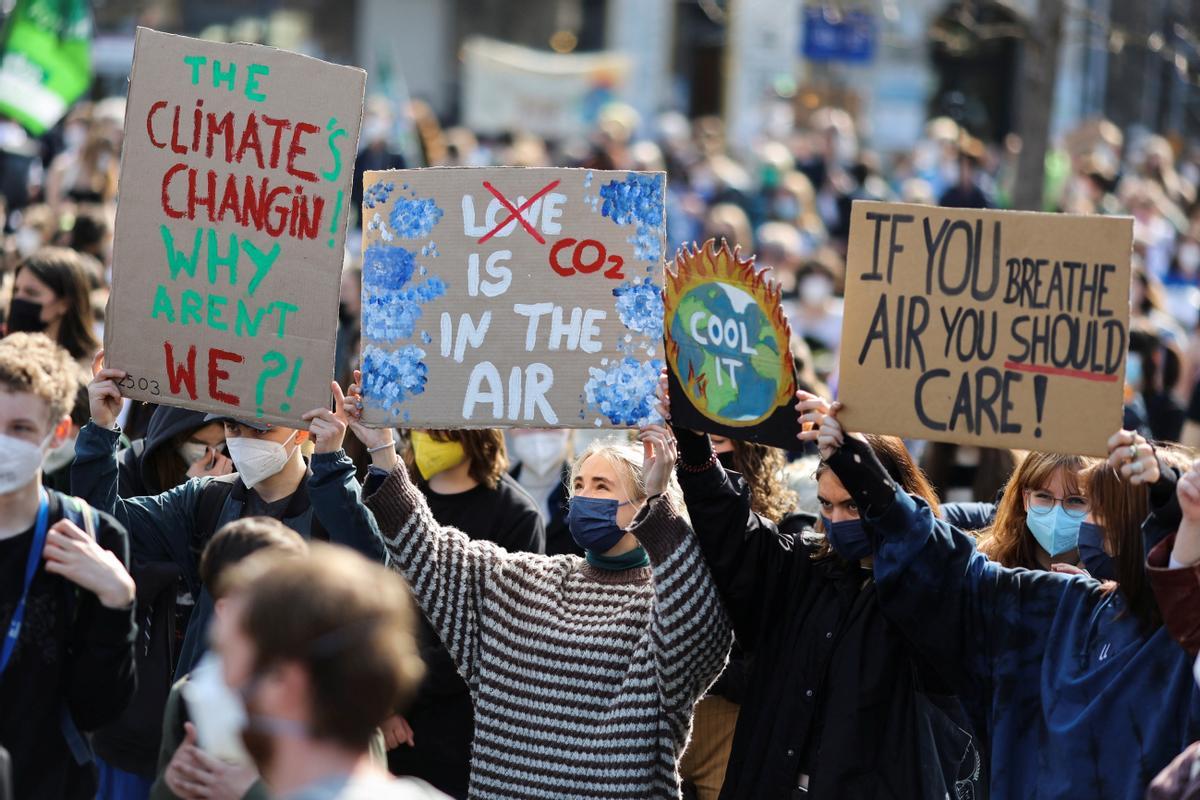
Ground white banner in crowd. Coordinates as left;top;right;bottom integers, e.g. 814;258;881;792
461;37;630;140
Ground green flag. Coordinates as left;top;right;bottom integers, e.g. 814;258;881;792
0;0;92;135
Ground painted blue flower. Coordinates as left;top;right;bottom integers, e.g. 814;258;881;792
584;357;664;426
389;196;444;239
362;344;428;411
598;173;665;262
361;276;447;341
613;277;663;340
363;181;395;209
362;245;416;292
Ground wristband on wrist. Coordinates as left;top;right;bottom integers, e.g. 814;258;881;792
367;441;396;454
677;450;718;473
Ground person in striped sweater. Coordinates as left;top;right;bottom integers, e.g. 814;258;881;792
352;415;733;799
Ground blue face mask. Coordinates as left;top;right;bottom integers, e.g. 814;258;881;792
1026;505;1083;557
821;515;872;561
568;495;630;553
1077;521;1116;581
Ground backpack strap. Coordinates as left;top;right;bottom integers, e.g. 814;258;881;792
191;475;239;569
55;495;100;767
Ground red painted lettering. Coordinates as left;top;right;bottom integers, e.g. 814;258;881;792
164;341;198;399
549;238;576;276
235;113;265;169
188;168;217;223
572;239;605;273
208;348;244;405
206;111;235;162
146;100;168;148
285;122;320;182
261;115;292;169
169;105;188;155
161;163;188;219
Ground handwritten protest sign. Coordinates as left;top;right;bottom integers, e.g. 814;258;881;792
664;239;800;448
358;167;666;429
104;28;365;426
838;201;1132;457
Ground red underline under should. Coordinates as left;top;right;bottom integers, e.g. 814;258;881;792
1002;361;1120;383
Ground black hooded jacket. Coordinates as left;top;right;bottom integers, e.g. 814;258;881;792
92;406;209;776
117;406;211;498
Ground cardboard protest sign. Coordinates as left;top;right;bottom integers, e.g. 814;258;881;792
664;239;800;449
838;201;1132;457
104;28;364;426
358;167;666;429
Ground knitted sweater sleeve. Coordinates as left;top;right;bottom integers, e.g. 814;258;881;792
363;464;507;684
634;496;734;717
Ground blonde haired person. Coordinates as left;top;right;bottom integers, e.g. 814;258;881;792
0;332;135;799
346;383;731;800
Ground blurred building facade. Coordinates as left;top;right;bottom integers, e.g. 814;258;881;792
85;0;1200;154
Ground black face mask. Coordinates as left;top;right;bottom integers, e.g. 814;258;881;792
6;297;47;334
717;450;739;473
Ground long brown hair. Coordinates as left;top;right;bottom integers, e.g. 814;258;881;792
1086;464;1160;634
814;434;941;557
730;440;798;523
978;452;1098;569
403;429;508;488
17;248;100;360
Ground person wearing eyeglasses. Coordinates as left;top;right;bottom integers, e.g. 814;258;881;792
803;405;1200;800
974;452;1099;572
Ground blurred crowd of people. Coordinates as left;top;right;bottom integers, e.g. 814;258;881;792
7;86;1200;800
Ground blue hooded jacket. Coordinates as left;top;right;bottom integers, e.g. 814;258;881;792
828;439;1200;800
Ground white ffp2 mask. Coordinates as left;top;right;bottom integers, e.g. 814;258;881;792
226;436;294;489
0;432;52;494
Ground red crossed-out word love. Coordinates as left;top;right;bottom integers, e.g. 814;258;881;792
477;179;561;246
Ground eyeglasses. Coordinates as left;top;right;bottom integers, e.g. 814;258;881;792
1025;489;1090;519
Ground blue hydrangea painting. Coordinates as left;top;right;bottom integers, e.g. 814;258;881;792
389;195;444;239
584;357;665;426
597;172;665;263
362;344;429;411
613;277;664;340
359;167;665;430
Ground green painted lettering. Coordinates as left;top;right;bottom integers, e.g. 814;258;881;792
150;284;176;323
180;290;203;325
212;59;236;90
245;63;269;102
241;238;280;297
161;225;203;280
235;299;267;338
206;229;238;286
183;55;206;84
271;301;299;339
207;294;229;331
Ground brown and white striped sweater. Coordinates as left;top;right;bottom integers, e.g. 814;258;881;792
364;466;732;800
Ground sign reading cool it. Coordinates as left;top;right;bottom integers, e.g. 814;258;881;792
664;239;801;449
358;167;667;429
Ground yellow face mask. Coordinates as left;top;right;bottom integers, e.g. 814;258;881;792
410;431;467;480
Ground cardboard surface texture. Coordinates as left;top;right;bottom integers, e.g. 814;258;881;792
664;239;800;449
104;27;365;426
838;201;1132;457
358;167;666;429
